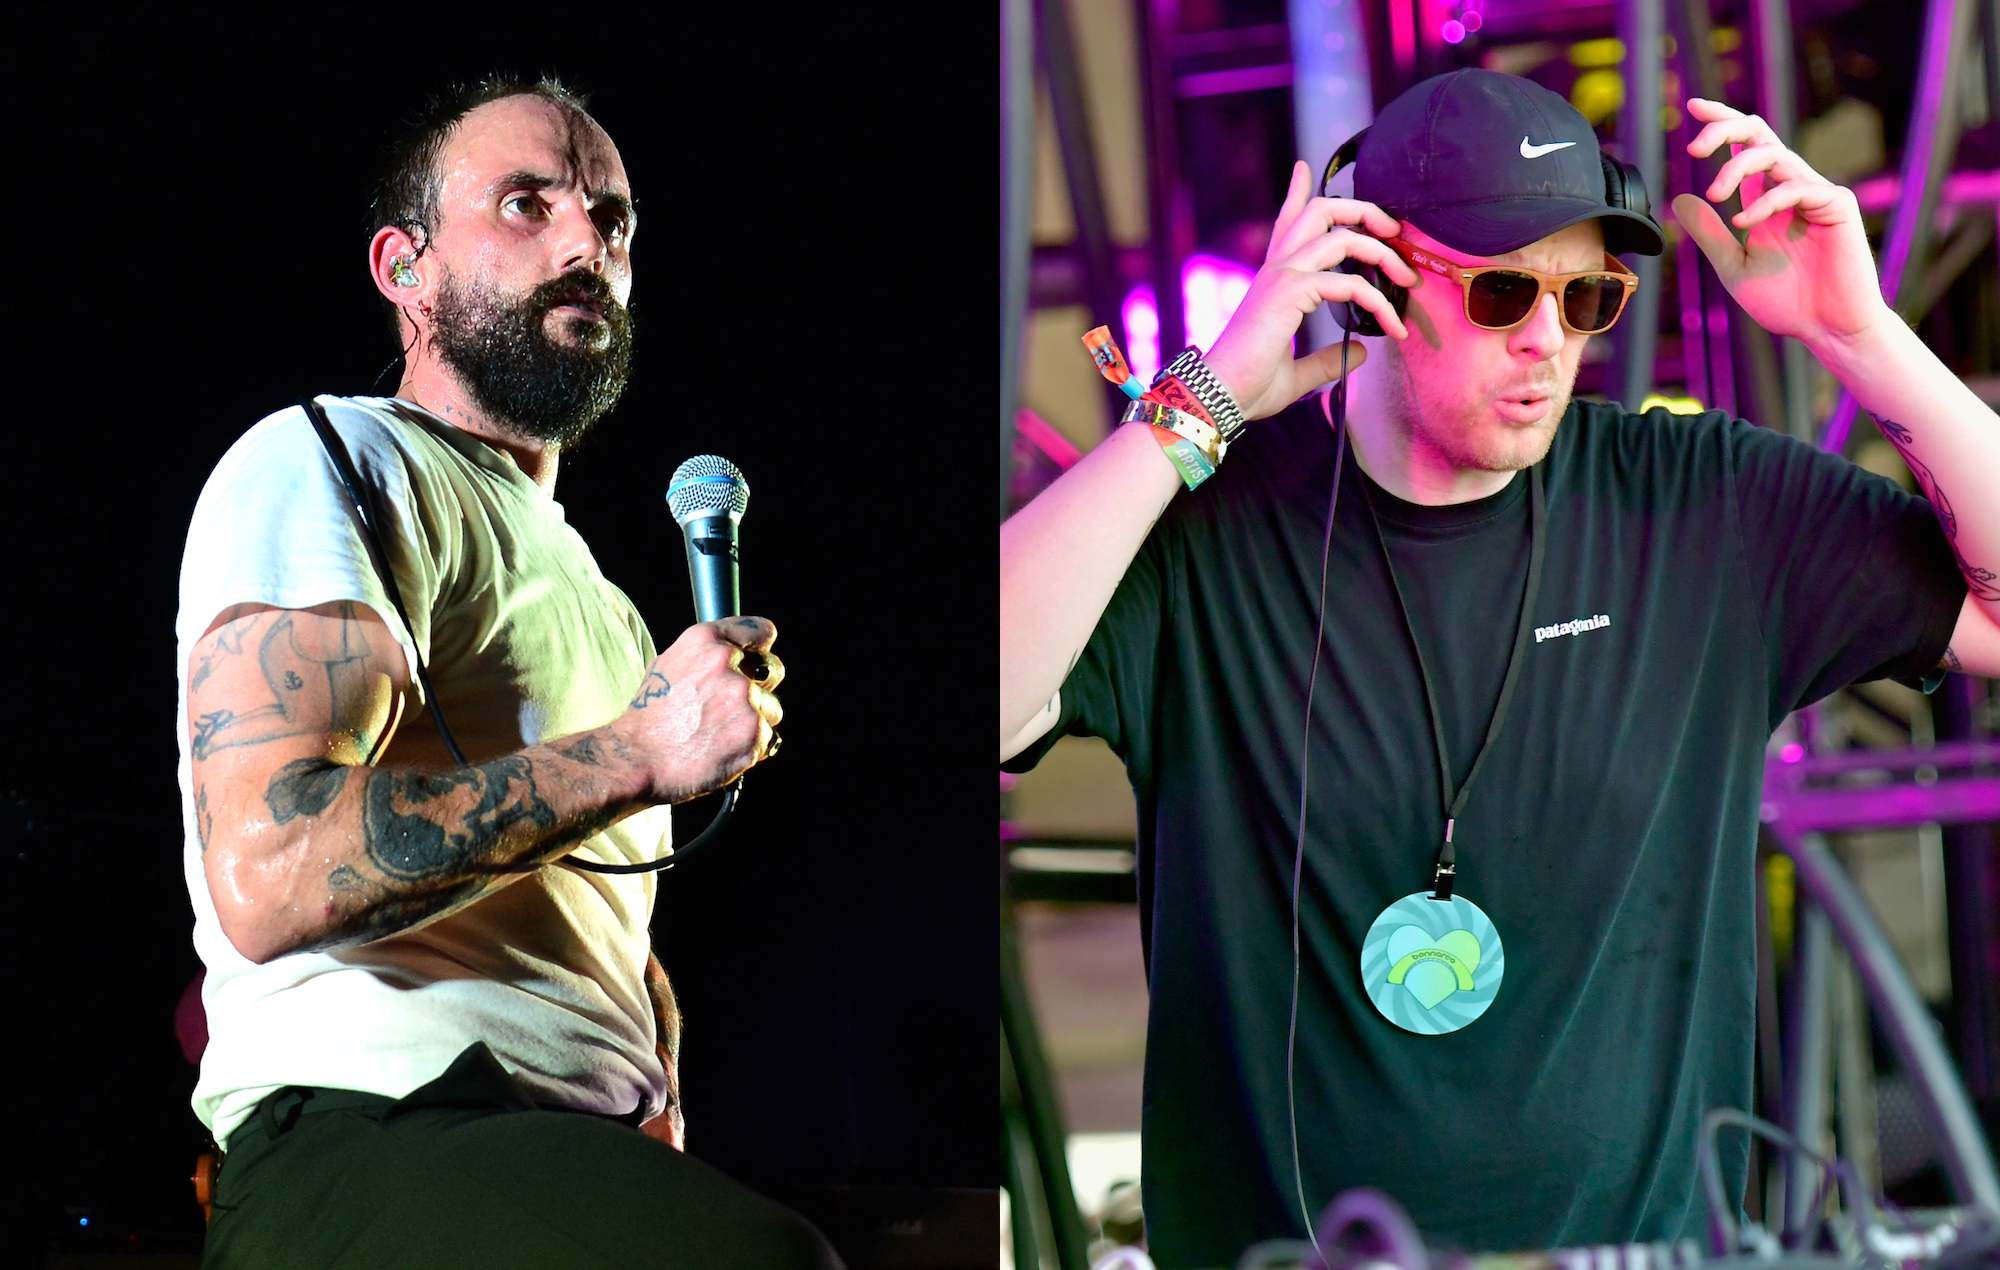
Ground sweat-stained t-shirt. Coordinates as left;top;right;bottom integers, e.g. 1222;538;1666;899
176;396;672;1149
1005;397;1966;1268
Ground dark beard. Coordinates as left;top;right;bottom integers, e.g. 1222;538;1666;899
429;266;635;448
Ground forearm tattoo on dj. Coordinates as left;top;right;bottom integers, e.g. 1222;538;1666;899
1876;417;2000;602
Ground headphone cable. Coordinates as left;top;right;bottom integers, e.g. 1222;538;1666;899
1287;331;1351;1260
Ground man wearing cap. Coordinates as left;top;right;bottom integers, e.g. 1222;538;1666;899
1000;69;2000;1265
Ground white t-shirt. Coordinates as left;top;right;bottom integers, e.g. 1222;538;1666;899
176;395;671;1146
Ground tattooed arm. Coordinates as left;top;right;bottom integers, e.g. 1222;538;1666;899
189;601;782;965
1665;99;2000;676
1869;412;2000;678
1822;352;2000;679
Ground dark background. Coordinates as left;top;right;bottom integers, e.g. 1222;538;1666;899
1;2;996;1260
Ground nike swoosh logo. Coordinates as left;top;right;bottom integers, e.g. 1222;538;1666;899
1520;137;1577;158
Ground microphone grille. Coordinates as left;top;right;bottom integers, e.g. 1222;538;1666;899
666;455;749;521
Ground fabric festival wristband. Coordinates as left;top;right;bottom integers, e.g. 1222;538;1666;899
1122;399;1222;461
1151;373;1218;430
1146;424;1217;488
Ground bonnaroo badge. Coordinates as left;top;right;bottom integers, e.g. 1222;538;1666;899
1359;892;1505;1035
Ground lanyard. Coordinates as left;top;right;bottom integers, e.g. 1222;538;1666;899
1359;459;1545;899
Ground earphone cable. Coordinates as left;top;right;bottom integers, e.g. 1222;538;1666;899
1287;332;1350;1260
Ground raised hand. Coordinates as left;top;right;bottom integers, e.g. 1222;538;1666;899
1204;160;1420;421
1673;97;1892;346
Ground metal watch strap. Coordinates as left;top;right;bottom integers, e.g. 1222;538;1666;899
1122;399;1223;461
1161;347;1247;444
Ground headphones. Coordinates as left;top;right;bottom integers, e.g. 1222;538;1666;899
389;254;420;288
1319;128;1652;337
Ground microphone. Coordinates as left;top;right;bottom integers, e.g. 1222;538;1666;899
666;455;749;624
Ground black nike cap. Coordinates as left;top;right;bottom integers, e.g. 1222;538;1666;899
1353;69;1665;258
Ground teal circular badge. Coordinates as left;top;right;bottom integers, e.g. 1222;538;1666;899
1359;891;1505;1035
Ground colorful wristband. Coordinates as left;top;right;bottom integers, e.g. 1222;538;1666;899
1123;398;1223;462
1147;424;1217;489
1152;374;1217;430
1082;326;1148;400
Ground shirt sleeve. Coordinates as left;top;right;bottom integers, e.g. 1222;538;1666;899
176;400;448;694
1002;522;1172;776
1724;416;1967;716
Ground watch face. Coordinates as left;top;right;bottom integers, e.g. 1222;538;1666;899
1359;890;1506;1035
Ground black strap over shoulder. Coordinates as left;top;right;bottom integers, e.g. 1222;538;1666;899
300;395;469;768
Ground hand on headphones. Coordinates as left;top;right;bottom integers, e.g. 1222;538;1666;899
1204;160;1420;424
1673;97;1887;347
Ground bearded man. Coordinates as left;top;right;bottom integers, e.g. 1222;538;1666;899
1001;71;2000;1265
178;77;836;1269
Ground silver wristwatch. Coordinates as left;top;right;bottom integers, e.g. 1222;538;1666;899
1160;347;1247;446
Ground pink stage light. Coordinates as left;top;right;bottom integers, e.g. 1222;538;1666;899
1180;254;1257;354
1441;18;1467;43
1121;285;1162;385
1120;254;1258;381
1781;742;1805;764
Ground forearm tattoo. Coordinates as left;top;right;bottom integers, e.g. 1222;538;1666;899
362;758;556;880
1878;416;2000;602
292;753;623;951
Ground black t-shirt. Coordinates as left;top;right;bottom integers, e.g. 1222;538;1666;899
1006;397;1965;1268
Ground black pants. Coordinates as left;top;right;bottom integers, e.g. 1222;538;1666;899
201;1042;842;1270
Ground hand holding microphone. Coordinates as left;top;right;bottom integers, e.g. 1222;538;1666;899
612;455;784;808
668;455;774;686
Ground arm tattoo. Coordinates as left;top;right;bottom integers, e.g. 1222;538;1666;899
305;752;625;951
361;756;557;881
265;759;352;823
552;732;628;768
1876;416;2000;602
322;866;484;949
629;672;671;709
195;784;214;853
190;608;383;759
188;622;249;693
1877;417;1914;446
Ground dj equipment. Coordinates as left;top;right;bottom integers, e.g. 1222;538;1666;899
1233;1131;2000;1270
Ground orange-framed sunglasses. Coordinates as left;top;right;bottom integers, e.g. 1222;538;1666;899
1383;236;1638;335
